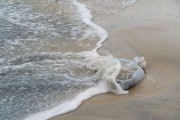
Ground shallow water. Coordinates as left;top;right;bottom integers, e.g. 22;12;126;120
0;0;139;120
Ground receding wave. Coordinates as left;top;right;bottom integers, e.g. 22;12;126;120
24;0;141;120
0;0;141;120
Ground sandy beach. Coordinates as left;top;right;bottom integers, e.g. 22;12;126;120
51;0;180;120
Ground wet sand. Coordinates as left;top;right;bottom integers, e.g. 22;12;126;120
51;0;180;120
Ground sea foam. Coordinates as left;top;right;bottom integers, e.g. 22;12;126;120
24;0;129;120
73;0;108;52
24;81;108;120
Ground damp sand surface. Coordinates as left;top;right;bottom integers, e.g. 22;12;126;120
51;0;180;120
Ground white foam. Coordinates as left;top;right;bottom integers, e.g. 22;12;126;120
85;56;128;94
0;2;59;36
73;1;124;96
74;0;108;52
24;1;129;120
24;81;108;120
24;57;128;120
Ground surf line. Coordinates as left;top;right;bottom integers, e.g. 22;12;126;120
73;0;127;94
73;0;108;55
24;1;127;120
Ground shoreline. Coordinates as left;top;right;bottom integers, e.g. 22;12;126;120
52;23;180;120
51;0;180;120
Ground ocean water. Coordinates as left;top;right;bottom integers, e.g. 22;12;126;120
0;0;138;120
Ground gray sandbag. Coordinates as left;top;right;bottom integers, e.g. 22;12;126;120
117;66;145;90
117;57;146;90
